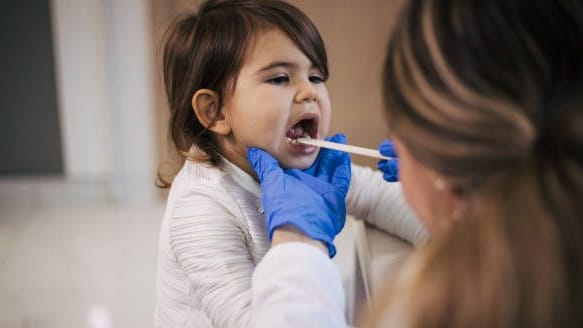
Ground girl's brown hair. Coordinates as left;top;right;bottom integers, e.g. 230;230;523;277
158;0;328;187
370;0;583;326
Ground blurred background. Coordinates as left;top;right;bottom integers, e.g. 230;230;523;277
0;0;403;326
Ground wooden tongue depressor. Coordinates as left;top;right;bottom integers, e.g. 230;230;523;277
292;137;393;160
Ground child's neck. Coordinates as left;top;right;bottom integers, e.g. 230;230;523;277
219;141;258;181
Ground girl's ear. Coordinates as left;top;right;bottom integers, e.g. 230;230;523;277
191;89;231;135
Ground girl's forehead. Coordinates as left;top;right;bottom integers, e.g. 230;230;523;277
242;28;312;70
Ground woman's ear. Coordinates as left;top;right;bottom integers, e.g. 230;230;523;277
191;89;231;135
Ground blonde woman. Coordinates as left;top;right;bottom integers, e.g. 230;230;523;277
249;0;583;326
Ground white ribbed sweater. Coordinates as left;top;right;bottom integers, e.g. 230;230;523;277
154;158;425;328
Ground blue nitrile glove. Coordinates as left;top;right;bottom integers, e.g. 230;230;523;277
302;134;350;181
377;140;400;182
290;133;351;236
248;135;351;257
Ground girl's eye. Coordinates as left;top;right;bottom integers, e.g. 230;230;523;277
267;75;289;85
309;75;325;84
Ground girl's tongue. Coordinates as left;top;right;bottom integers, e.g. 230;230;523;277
286;122;306;139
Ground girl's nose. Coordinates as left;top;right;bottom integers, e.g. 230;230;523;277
294;80;318;103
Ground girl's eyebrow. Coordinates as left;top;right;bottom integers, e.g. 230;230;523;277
256;61;296;73
256;61;320;76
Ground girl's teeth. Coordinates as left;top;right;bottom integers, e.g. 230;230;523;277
286;123;313;142
287;135;310;145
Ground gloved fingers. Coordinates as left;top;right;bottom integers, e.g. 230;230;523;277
377;158;398;171
325;133;347;145
323;133;352;196
247;147;282;182
325;133;350;193
285;168;330;193
378;140;398;158
303;133;347;177
382;170;399;182
304;133;351;195
309;133;348;183
377;158;399;182
330;151;351;195
317;149;348;184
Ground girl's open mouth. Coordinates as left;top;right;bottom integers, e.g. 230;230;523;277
286;116;318;139
286;117;318;155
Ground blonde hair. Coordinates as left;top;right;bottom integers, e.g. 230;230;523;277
369;0;583;326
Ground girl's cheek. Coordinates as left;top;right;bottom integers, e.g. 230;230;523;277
320;117;331;137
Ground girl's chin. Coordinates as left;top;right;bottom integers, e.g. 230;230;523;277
279;155;317;170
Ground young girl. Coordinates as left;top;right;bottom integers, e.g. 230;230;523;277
154;1;425;327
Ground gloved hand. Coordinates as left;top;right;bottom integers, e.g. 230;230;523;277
302;133;350;181
247;134;351;257
377;140;399;182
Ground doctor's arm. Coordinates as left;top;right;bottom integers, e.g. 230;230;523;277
347;164;427;247
248;135;351;327
252;228;347;327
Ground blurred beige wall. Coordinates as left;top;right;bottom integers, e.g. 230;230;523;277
151;0;404;168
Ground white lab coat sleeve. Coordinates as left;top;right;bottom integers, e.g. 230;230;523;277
251;242;348;328
347;164;428;246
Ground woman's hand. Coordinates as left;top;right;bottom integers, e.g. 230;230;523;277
247;133;351;257
377;140;399;182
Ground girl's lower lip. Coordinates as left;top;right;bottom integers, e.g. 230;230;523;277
287;139;318;155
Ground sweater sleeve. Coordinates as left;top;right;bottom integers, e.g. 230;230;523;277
168;186;255;328
252;242;348;327
346;165;428;246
